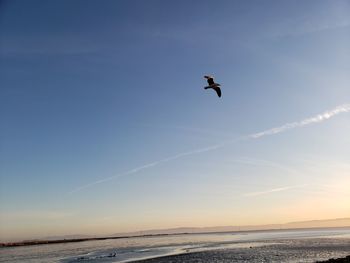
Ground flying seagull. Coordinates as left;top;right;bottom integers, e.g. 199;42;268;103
204;75;221;97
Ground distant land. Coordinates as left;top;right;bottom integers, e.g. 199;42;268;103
110;217;350;237
1;217;349;247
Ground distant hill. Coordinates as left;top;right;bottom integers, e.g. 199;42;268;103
3;217;349;244
285;218;350;229
110;217;350;237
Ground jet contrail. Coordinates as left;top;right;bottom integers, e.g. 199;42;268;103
68;140;240;194
243;184;307;197
69;104;350;194
249;104;350;138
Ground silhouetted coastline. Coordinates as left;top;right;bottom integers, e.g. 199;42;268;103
0;233;172;247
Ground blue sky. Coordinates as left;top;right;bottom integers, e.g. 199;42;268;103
1;0;350;241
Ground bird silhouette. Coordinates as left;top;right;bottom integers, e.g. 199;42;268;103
204;75;221;97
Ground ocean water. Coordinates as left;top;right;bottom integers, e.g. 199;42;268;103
1;228;349;263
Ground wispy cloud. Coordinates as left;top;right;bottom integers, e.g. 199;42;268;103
244;184;307;197
69;104;350;194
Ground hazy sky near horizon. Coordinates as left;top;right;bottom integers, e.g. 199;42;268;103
1;0;350;241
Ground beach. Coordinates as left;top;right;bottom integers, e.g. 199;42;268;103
138;238;350;263
1;228;349;262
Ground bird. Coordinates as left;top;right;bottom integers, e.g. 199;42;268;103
204;75;221;97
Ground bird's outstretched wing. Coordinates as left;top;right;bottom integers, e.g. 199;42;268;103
204;75;215;85
213;87;221;97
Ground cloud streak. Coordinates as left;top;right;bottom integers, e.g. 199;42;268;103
249;104;350;138
69;104;350;194
68;141;236;194
244;184;307;197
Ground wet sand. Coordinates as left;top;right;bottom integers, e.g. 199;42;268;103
137;238;350;263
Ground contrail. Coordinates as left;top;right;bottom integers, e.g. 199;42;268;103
68;140;240;194
249;104;350;138
69;104;350;194
243;184;307;197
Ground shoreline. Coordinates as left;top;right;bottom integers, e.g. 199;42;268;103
1;226;349;248
136;254;350;263
0;234;169;248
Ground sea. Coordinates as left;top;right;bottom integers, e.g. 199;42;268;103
1;228;349;263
